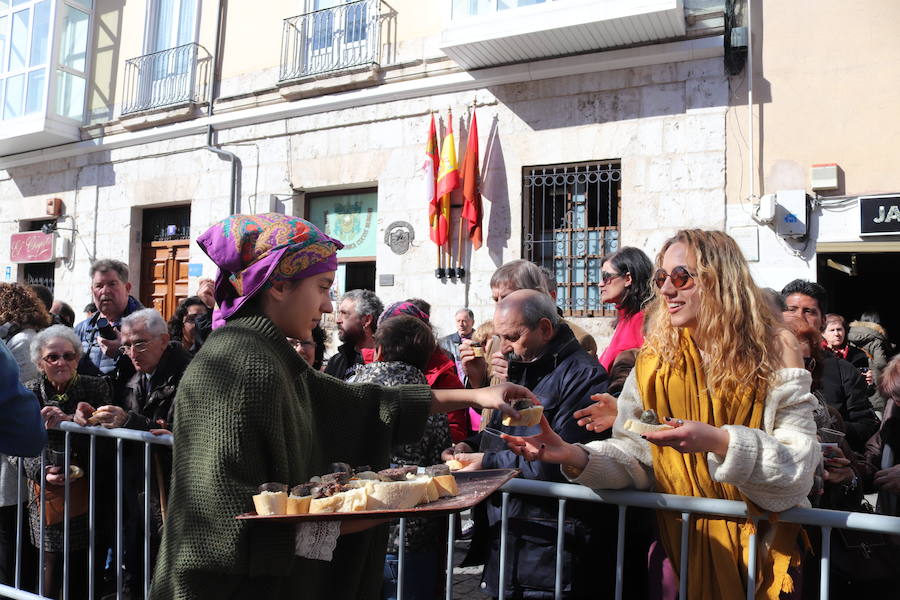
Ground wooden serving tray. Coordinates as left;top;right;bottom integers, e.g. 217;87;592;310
236;468;519;522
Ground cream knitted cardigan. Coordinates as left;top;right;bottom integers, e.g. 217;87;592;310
565;368;819;512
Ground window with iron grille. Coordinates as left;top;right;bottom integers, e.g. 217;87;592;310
522;161;621;317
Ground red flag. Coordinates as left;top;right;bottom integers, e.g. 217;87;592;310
433;111;459;246
423;114;441;245
460;110;482;250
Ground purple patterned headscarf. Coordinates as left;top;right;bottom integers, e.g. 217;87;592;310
377;301;430;327
197;213;343;328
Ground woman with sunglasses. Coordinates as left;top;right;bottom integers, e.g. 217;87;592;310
20;324;112;598
504;229;818;599
596;247;654;373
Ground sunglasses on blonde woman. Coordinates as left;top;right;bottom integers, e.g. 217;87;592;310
653;266;695;289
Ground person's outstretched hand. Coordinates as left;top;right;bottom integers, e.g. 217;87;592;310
501;416;587;469
472;383;537;421
641;418;730;455
574;393;617;433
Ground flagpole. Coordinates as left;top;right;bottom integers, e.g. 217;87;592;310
456;214;464;275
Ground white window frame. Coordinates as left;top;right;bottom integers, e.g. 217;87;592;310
139;0;200;108
0;0;94;124
52;0;94;121
305;0;370;71
142;0;200;55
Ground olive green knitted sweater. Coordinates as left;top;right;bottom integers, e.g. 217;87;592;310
150;314;433;600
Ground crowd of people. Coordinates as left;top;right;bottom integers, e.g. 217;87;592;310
0;214;897;599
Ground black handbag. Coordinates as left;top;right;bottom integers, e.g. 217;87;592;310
831;500;900;582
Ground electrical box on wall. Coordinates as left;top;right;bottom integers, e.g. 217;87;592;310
774;189;808;239
810;164;839;191
755;194;776;224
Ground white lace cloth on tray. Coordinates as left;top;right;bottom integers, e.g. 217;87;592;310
294;521;341;561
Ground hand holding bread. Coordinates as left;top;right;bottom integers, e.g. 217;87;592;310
471;383;538;422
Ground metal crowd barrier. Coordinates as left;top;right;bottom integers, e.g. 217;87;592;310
3;425;900;600
428;478;900;600
0;422;172;600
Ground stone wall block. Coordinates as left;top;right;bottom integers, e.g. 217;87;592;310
676;57;724;81
646;156;673;193
640;82;685;118
631;118;664;155
686;77;728;111
662;112;725;153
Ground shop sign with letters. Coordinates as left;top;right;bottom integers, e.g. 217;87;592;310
860;195;900;236
10;232;54;263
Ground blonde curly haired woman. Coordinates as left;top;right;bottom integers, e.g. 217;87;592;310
504;229;818;599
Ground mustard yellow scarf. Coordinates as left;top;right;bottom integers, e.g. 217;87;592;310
635;332;802;600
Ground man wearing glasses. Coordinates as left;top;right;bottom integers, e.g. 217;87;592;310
74;259;144;376
75;308;191;597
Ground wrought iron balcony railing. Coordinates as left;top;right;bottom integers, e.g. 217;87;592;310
280;0;381;82
122;43;211;115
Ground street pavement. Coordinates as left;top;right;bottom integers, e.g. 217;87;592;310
451;539;489;599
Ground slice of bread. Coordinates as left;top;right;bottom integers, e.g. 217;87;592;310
252;491;288;516
623;419;673;435
433;474;458;497
502;405;544;427
445;459;467;471
286;495;311;515
413;476;439;503
308;485;370;514
366;479;430;510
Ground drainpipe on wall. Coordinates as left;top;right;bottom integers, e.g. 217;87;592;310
747;0;754;205
204;0;239;214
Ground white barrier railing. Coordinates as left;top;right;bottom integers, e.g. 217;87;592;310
2;424;898;600
1;422;171;600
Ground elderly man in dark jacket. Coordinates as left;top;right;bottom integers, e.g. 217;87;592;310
76;308;191;598
449;290;632;598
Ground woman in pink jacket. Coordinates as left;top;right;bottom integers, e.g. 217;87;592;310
597;247;654;372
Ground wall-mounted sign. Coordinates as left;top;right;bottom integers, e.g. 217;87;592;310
10;231;55;263
188;263;203;277
860;195;900;236
384;221;414;255
308;192;377;259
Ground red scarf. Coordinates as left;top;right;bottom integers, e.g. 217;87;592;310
822;340;848;360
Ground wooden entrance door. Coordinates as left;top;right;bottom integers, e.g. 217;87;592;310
140;240;190;320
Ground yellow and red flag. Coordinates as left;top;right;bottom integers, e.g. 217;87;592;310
433;111;459;246
423;114;441;244
460;109;482;250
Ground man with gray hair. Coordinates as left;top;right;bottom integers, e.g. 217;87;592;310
74;259;143;375
446;289;611;597
462;260;598;389
75;307;191;595
325;289;383;380
439;307;475;386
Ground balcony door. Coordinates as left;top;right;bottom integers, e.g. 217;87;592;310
307;0;370;74
142;0;198;108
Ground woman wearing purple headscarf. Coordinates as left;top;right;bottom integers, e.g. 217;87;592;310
150;214;532;600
